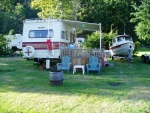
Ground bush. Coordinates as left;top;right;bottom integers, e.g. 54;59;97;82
133;41;141;55
0;34;6;55
84;30;116;49
0;34;13;56
102;32;115;49
84;32;100;48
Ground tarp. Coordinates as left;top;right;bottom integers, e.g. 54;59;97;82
62;20;100;31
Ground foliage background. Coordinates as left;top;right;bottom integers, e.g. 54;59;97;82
0;0;149;53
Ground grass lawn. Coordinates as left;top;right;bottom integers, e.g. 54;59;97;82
0;47;150;113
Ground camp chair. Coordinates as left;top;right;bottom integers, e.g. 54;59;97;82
56;56;71;74
86;56;102;75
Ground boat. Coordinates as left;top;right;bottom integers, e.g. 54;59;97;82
109;35;134;60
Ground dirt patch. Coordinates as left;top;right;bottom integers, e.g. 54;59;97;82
107;81;124;86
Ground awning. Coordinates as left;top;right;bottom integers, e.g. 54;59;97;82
63;20;102;49
62;20;100;31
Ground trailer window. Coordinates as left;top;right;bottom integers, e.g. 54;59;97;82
113;38;116;43
29;30;53;38
66;31;68;40
117;37;124;42
61;31;66;39
125;36;132;41
78;40;82;43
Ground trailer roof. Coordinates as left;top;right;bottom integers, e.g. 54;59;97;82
62;20;100;31
24;19;100;31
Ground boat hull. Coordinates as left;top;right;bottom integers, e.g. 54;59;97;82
110;42;134;56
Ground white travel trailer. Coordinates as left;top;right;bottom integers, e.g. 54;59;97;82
22;18;100;63
6;34;22;51
22;18;76;62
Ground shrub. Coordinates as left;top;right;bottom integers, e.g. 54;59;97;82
84;31;100;49
84;30;116;49
0;34;6;56
133;41;141;55
0;34;13;56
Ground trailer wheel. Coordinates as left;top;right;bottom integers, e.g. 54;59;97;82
111;56;114;60
12;46;17;52
39;59;44;65
141;55;146;63
34;58;44;64
146;57;150;64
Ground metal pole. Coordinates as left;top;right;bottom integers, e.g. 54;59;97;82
52;18;54;55
99;23;102;49
48;17;50;38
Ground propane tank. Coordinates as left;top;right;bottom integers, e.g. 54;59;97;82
46;57;50;71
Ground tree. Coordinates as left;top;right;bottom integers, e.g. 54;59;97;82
0;34;7;56
13;3;25;33
0;0;38;34
79;0;140;41
31;0;61;19
130;1;150;42
31;0;81;20
0;0;14;12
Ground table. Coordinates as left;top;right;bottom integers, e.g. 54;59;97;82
73;65;85;75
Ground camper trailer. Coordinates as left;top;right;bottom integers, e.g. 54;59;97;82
22;18;76;63
6;34;22;51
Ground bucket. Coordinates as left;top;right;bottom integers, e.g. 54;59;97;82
49;71;64;86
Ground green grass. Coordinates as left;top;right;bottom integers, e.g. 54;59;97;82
0;47;150;113
136;47;150;56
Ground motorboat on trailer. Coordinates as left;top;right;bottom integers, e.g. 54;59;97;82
109;35;134;60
